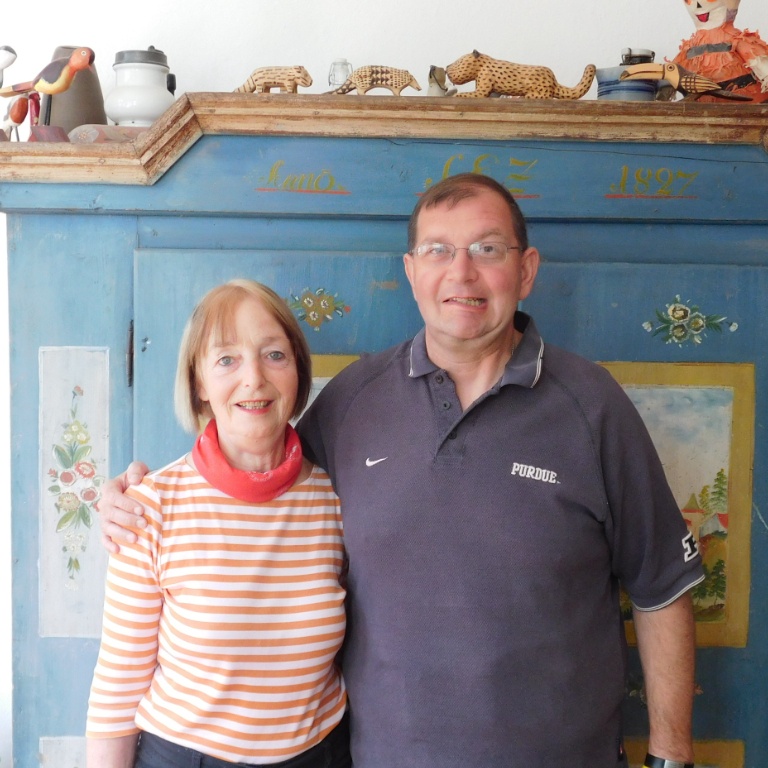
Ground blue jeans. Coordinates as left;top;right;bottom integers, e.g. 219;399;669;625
134;713;351;768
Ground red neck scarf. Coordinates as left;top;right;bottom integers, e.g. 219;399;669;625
192;419;303;502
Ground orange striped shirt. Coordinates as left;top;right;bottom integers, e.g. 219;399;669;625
86;457;347;764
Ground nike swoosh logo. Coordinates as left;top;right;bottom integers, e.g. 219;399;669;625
365;457;388;467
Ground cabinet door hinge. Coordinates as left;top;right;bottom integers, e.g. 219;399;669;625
126;319;134;388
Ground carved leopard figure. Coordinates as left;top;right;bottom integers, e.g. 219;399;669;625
326;65;421;95
446;50;596;99
235;66;313;94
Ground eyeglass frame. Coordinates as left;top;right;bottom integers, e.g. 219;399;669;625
408;240;526;266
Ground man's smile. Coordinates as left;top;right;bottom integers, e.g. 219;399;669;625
446;297;486;307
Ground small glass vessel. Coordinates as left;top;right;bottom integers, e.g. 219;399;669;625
328;58;353;88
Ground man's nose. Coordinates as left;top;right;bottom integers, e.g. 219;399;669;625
447;247;479;277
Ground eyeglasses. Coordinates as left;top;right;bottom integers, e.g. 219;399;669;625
410;241;524;266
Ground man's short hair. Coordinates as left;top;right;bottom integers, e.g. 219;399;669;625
174;279;312;434
407;172;529;253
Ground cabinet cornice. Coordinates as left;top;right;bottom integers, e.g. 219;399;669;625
1;93;767;185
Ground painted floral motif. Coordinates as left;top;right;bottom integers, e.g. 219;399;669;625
643;295;738;346
289;287;350;331
47;386;104;582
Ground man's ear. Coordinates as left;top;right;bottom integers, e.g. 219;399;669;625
518;247;540;302
403;252;416;296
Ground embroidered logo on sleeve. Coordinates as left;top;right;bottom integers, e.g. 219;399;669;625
682;532;700;562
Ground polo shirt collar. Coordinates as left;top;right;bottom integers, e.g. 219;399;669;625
408;311;544;389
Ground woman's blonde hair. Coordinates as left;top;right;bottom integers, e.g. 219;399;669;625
174;279;312;433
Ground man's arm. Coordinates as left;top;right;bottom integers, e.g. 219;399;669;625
632;591;696;764
86;733;139;768
97;461;150;553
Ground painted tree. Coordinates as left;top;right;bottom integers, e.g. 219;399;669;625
692;562;711;607
709;559;727;606
711;468;729;514
698;484;711;515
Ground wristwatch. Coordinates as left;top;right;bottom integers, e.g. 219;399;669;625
643;754;694;768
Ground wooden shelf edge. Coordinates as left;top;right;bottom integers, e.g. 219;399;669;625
1;93;766;185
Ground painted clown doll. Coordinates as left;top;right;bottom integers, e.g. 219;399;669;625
673;0;768;101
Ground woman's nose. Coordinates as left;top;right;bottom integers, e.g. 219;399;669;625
242;358;265;387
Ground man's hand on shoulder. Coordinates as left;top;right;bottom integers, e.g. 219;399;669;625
97;461;150;554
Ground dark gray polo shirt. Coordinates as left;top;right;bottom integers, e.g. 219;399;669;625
298;312;704;768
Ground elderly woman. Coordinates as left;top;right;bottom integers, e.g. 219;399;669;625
86;280;349;768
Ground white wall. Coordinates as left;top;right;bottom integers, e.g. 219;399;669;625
2;0;767;762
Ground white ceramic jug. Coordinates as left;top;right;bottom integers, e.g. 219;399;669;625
104;46;175;126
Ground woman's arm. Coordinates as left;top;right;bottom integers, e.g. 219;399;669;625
87;485;162;755
86;733;139;768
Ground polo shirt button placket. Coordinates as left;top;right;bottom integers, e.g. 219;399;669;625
432;372;459;451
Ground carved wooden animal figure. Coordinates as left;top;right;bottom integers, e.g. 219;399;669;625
620;61;752;101
235;66;313;94
446;50;596;99
326;65;421;95
427;65;457;96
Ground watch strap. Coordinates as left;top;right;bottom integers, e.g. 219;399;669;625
643;753;694;768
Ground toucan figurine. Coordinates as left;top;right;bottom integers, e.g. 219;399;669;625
620;61;752;101
0;47;94;97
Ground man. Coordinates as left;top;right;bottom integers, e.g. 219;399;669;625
100;173;703;768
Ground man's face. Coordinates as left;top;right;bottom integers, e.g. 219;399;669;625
403;188;539;355
684;0;739;30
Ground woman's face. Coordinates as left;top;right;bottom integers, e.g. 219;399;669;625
196;297;299;470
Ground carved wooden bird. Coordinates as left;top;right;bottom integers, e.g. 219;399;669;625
0;47;94;97
620;61;752;101
0;45;17;88
2;94;28;139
